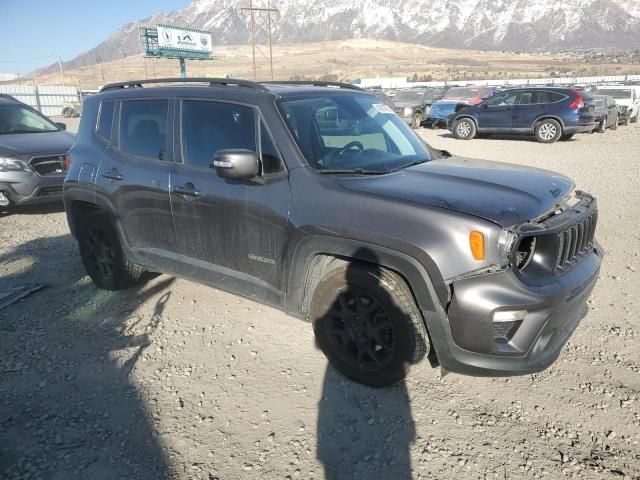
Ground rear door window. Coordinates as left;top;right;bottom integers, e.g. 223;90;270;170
97;101;115;142
119;100;169;161
517;91;550;105
181;100;256;169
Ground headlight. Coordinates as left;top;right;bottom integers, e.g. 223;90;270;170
497;229;517;267
0;156;30;172
403;107;414;116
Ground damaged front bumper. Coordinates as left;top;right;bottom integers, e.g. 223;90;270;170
431;193;603;376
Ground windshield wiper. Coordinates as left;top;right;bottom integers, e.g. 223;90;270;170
391;158;431;172
316;168;387;175
1;129;50;135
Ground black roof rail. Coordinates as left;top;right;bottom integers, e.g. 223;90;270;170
99;77;269;93
262;80;364;91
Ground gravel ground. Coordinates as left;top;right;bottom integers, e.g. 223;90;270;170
1;119;639;480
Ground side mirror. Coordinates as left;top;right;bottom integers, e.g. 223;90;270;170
211;149;259;180
55;122;67;130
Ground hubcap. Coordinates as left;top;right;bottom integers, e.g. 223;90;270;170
539;123;557;140
457;121;471;137
82;225;116;279
325;289;395;371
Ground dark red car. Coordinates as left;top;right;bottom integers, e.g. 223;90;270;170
443;86;495;105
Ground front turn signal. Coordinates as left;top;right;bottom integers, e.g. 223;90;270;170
469;231;485;261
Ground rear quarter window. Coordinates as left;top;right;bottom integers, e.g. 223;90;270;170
548;92;565;102
96;101;115;142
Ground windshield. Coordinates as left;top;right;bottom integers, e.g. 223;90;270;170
394;91;424;103
444;87;478;99
595;89;631;100
278;94;431;173
0;103;59;134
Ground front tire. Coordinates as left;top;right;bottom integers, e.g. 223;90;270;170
78;211;145;290
311;263;429;388
632;112;639;124
453;118;476;140
534;119;562;143
611;114;618;130
411;113;422;129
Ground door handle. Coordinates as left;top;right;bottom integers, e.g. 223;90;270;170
101;168;123;181
173;183;202;197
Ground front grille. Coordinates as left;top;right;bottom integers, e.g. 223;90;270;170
29;155;66;176
554;213;597;271
37;186;63;197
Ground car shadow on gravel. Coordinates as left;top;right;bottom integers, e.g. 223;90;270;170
315;251;423;479
0;233;176;479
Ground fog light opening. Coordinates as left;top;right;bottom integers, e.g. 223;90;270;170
0;191;10;207
492;310;527;345
493;320;523;344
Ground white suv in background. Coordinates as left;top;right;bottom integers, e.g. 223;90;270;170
594;85;640;125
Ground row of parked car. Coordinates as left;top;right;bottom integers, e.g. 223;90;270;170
370;82;640;143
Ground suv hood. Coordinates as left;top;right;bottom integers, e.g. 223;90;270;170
612;98;632;107
338;156;574;227
0;130;75;157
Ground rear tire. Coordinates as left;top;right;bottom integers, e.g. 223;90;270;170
453;118;476;140
534;119;562;143
598;118;606;133
78;211;145;290
623;115;630;126
611;115;618;130
311;263;429;388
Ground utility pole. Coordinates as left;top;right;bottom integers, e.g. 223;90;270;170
242;1;279;80
57;52;65;87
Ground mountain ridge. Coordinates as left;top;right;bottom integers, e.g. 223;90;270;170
36;0;640;75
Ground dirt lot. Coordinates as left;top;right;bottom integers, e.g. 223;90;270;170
1;120;639;480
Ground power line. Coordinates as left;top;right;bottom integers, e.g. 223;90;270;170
0;54;57;64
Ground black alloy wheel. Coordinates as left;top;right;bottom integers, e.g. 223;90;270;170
324;288;396;372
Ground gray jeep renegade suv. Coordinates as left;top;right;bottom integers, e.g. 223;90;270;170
63;78;602;387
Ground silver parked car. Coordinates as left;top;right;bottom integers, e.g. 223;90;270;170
0;94;75;207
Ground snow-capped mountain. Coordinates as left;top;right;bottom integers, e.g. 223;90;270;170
50;0;640;72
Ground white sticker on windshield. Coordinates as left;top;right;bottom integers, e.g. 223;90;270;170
372;103;394;114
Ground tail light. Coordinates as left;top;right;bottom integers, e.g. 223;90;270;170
568;89;584;109
64;155;71;170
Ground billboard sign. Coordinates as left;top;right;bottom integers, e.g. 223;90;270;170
156;24;212;55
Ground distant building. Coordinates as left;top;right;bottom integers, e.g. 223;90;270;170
0;73;18;81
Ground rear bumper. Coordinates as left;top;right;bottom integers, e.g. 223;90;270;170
430;245;602;376
0;172;64;205
564;123;596;134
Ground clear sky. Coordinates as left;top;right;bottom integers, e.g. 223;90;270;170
1;0;192;75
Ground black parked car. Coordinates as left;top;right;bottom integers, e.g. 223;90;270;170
392;88;443;128
591;95;619;132
64;78;602;387
448;88;596;143
0;94;75;208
